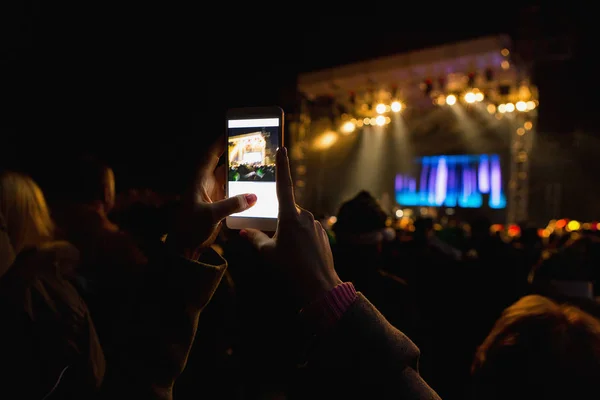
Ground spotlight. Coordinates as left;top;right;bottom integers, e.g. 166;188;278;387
445;94;457;105
391;101;402;112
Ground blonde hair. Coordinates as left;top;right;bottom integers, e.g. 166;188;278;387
0;171;54;256
472;294;600;400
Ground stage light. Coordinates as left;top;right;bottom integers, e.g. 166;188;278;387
376;103;386;114
445;94;457;105
567;220;581;232
524;121;533;130
526;100;536;110
340;121;356;134
436;95;446;105
498;104;507;113
391;101;402;112
516;101;527;112
314;131;338;150
487;104;496;114
505;103;515;112
475;92;484;102
464;92;476;103
363;117;370;125
375;115;386;126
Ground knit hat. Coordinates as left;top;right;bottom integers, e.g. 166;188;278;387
332;191;391;244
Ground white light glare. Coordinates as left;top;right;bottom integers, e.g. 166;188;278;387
445;94;457;105
391;101;402;112
341;121;356;134
464;92;476;103
376;103;387;114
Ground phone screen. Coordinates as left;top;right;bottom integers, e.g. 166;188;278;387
227;117;280;219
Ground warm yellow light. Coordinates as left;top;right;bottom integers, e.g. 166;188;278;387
524;121;533;130
375;115;386;126
517;127;525;136
464;92;476;103
395;209;404;218
505;103;515;112
391;101;402;112
498;104;507;113
436;95;446;105
445;94;457;105
340;121;356;134
567;220;581;232
384;116;391;124
516;101;527;112
314;131;338;150
487;104;496;114
363;117;370;125
376;103;386;114
526;100;536;110
475;92;484;102
369;117;377;125
501;48;510;57
501;60;510;70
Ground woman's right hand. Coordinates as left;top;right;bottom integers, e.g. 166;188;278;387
241;147;342;306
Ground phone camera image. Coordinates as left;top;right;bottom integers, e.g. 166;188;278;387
227;117;280;219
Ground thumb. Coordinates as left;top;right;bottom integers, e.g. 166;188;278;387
209;193;257;223
240;228;272;252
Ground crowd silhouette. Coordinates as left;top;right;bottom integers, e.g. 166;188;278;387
1;137;599;400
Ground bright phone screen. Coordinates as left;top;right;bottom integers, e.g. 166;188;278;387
227;117;280;218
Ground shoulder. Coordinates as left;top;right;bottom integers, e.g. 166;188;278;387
7;241;80;280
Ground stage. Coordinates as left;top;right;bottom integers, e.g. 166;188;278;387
291;35;537;225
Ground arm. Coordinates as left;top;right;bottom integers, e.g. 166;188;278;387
100;243;227;400
297;283;441;400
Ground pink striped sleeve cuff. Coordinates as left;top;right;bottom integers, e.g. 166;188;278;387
300;282;358;333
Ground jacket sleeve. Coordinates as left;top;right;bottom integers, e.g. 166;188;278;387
100;244;227;400
297;293;441;400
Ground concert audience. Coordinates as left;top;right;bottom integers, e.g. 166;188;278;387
1;135;599;400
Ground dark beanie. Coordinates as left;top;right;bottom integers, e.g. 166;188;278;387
332;191;388;236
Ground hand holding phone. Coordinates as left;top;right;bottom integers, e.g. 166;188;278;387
225;106;284;232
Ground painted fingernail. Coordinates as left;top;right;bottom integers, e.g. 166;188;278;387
245;193;257;205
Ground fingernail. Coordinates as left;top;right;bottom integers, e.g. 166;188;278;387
244;193;257;205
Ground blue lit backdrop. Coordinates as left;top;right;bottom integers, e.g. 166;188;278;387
395;154;506;209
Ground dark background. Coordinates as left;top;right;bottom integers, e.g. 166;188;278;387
2;3;598;211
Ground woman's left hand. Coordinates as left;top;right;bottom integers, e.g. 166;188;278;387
166;137;256;259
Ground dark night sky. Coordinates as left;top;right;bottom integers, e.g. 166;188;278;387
2;3;596;192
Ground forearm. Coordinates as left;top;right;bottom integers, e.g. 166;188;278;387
101;245;227;399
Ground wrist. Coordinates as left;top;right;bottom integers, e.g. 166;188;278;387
299;282;357;334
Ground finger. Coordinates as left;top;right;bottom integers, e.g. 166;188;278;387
215;164;226;188
276;147;297;218
315;221;335;265
240;228;272;251
201;136;226;174
209;193;257;223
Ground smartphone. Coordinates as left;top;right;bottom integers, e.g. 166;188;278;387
225;106;284;231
